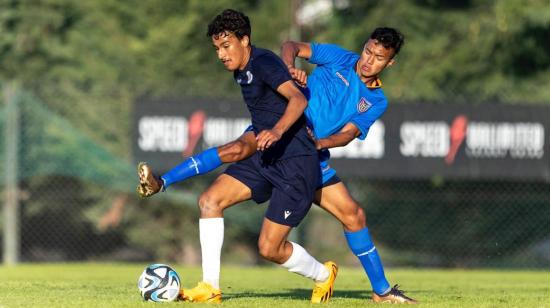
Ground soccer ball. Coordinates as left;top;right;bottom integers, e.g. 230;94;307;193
137;263;181;302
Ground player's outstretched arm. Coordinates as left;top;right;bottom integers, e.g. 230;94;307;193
281;41;312;87
281;41;312;67
315;122;361;150
256;80;308;151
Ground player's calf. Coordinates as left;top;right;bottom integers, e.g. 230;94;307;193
257;239;288;264
217;137;256;162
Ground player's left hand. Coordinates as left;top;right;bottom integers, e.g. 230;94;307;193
288;66;307;87
256;129;282;151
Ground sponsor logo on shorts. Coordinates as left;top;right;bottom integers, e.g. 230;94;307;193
284;210;292;219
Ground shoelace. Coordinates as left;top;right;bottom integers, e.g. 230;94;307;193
390;284;405;295
389;284;414;300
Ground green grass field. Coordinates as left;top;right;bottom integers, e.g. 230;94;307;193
1;263;549;307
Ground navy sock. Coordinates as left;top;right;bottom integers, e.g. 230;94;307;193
161;147;222;188
344;227;391;295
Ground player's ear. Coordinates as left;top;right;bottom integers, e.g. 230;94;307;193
240;35;250;47
386;58;395;68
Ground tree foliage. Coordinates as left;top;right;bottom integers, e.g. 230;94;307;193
2;0;550;153
1;0;549;265
313;0;550;104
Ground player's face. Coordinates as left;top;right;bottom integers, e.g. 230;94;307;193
211;32;250;71
356;39;395;80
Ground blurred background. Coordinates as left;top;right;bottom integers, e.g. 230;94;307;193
1;0;549;268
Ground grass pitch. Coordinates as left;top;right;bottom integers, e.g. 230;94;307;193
1;263;549;307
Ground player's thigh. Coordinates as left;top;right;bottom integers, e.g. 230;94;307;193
199;174;252;211
315;181;366;228
263;155;318;227
218;131;257;163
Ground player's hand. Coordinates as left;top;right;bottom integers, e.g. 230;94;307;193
288;66;307;87
256;129;282;151
306;126;323;150
306;126;316;140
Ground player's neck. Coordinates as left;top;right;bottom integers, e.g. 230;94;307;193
239;46;252;71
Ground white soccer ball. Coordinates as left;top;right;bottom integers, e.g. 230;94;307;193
137;263;181;302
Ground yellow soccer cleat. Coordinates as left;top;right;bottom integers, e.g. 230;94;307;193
180;282;222;303
372;284;418;304
136;162;163;198
311;261;338;303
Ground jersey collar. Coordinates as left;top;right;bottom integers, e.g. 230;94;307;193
366;78;383;89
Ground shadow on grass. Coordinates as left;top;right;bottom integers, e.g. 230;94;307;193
224;288;371;300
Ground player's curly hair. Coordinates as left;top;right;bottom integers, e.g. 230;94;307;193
207;9;251;42
370;27;405;57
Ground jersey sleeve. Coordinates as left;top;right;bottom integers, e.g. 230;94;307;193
350;98;388;140
256;54;293;91
309;42;355;67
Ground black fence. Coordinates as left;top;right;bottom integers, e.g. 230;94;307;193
1;93;548;268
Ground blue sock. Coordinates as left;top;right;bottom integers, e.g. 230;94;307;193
160;147;222;189
345;227;391;295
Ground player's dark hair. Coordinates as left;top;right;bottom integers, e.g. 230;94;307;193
369;27;404;57
207;9;251;42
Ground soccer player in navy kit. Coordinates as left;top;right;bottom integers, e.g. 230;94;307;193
138;15;415;304
150;9;337;303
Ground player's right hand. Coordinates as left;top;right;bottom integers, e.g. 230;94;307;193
256;129;282;151
306;126;323;150
288;66;307;87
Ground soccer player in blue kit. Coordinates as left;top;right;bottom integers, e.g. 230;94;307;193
138;12;416;305
281;34;416;304
142;9;337;304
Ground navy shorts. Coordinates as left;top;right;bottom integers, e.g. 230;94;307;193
224;152;320;227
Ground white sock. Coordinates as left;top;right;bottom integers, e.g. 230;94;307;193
199;218;224;289
281;241;329;282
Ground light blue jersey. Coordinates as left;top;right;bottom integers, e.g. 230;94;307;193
305;43;388;140
243;43;389;186
304;43;389;185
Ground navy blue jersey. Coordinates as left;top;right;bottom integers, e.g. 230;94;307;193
234;46;316;161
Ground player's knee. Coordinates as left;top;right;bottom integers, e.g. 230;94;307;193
198;191;223;217
341;204;367;231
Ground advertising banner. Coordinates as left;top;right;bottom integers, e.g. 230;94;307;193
134;97;550;181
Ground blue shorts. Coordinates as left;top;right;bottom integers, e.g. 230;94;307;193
317;149;341;188
224;152;320;227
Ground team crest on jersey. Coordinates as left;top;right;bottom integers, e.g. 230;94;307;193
237;71;254;84
357;97;372;113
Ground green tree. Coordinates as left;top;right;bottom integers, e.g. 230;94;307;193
311;0;550;104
